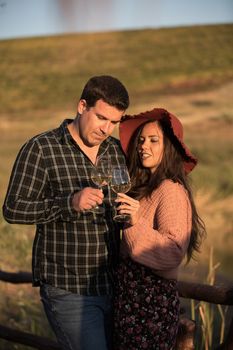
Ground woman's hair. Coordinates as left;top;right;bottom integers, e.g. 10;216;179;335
127;120;206;262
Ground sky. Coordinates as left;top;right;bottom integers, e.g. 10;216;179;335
0;0;232;40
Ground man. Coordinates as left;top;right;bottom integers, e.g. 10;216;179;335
3;75;129;350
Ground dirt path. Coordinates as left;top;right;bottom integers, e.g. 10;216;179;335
132;80;233;125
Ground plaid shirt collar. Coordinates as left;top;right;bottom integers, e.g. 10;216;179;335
57;118;111;155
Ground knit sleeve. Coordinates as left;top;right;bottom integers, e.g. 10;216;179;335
122;180;192;271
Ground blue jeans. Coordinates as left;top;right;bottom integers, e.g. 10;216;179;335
40;284;113;350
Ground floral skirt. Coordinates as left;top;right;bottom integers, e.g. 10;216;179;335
113;258;180;350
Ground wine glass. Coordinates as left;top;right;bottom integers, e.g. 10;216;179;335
111;165;131;222
90;154;112;214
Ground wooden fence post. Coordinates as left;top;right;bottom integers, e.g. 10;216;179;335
176;318;196;350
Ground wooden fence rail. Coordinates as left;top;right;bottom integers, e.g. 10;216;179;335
0;269;233;350
0;325;61;350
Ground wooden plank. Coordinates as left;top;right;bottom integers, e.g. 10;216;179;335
0;270;32;283
1;269;233;305
178;281;233;305
0;325;61;350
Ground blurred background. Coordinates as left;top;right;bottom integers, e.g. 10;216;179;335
0;0;233;349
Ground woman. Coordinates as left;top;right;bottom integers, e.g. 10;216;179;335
113;108;206;350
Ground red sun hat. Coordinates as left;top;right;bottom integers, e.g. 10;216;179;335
119;108;197;173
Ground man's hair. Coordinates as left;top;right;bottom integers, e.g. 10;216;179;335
80;75;129;111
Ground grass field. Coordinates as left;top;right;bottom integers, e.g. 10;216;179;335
0;24;232;114
0;24;233;349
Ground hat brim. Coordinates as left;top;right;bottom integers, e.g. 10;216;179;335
119;108;197;173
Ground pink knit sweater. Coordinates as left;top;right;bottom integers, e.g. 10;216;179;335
121;179;192;280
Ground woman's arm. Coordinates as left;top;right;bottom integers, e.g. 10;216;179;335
122;181;192;271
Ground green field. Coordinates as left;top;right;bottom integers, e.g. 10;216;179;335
0;24;233;349
0;24;232;114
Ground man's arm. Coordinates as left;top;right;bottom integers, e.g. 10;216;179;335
2;139;78;224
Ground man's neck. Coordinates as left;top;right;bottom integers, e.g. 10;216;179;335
68;120;99;164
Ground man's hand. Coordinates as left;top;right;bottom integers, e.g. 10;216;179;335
72;188;104;212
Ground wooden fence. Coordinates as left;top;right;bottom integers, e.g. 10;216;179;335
0;269;233;350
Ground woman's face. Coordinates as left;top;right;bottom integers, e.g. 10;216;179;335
137;121;164;173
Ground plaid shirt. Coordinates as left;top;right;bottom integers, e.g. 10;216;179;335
3;119;126;295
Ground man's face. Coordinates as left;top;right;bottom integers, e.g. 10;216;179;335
77;99;124;146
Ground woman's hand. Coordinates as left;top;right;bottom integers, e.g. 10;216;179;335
115;193;140;225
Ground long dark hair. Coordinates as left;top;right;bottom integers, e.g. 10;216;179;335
127;120;206;262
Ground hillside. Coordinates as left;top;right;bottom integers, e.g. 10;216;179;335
0;24;232;115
